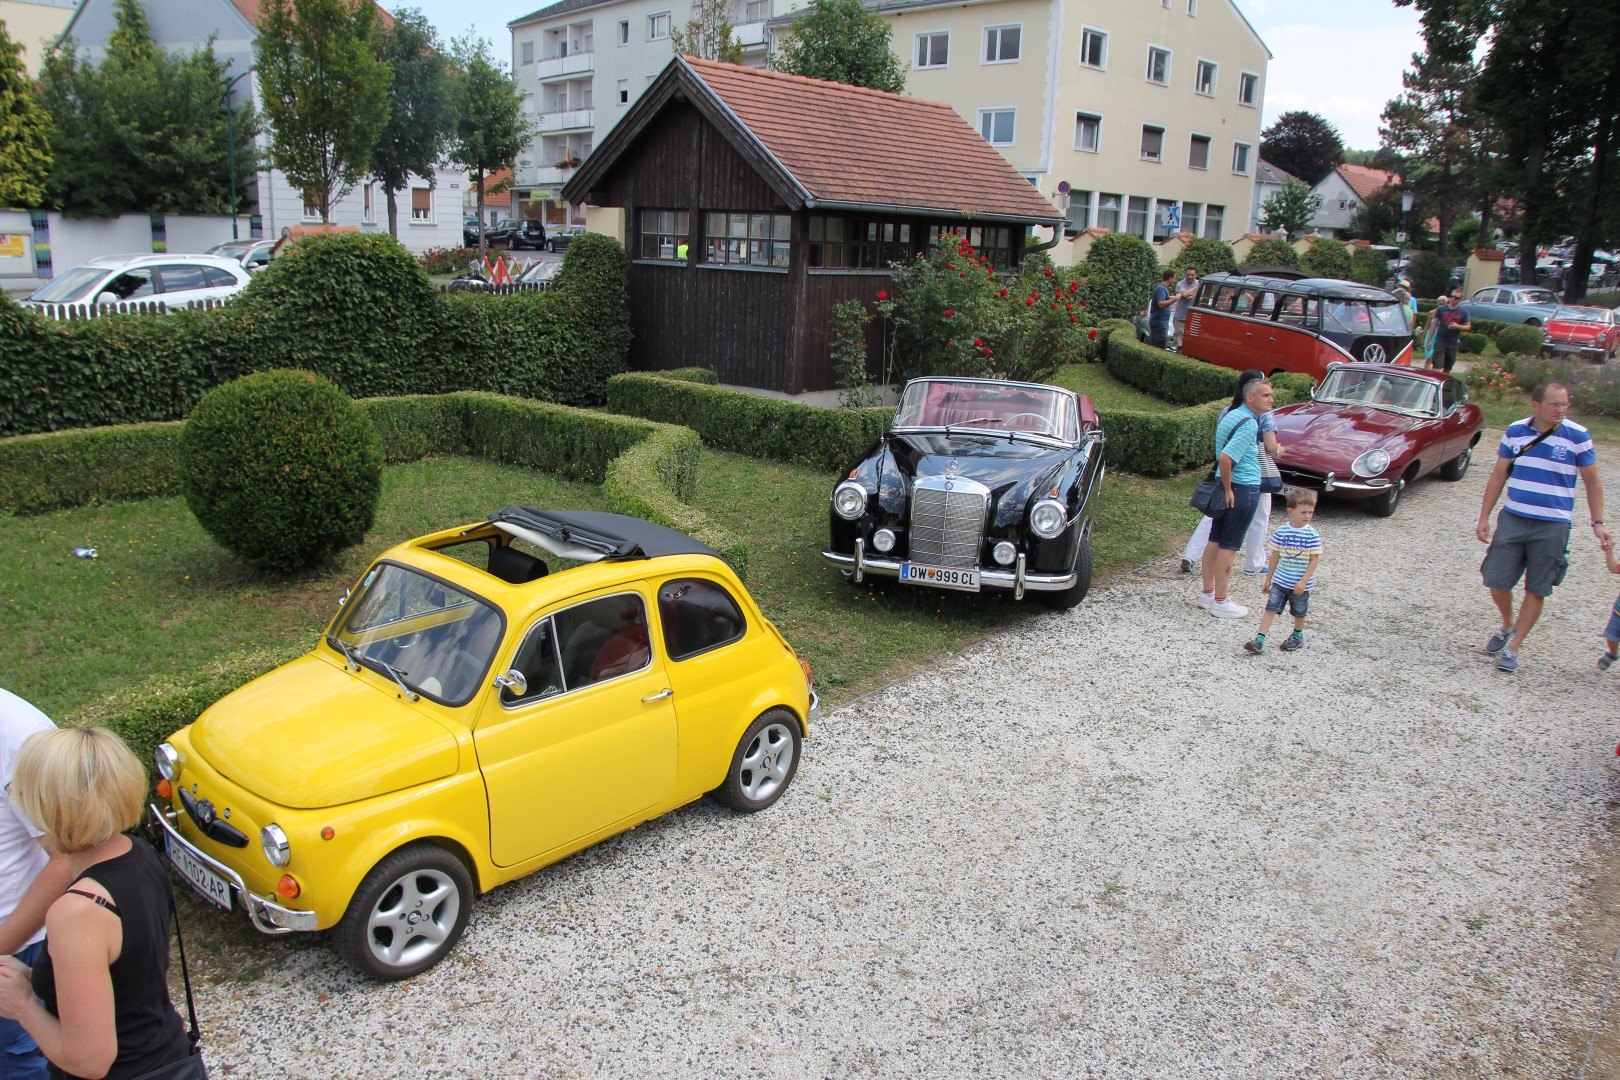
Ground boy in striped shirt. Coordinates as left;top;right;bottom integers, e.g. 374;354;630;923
1244;488;1323;654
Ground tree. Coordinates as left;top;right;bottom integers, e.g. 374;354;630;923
447;37;531;257
256;0;391;223
37;0;256;217
1300;236;1353;280
671;0;744;64
1259;111;1345;186
0;19;52;207
1343;183;1404;243
1258;177;1323;239
370;10;455;239
774;0;905;93
1244;236;1300;269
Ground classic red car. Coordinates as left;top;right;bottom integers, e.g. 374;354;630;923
1541;305;1617;363
1270;363;1483;518
1182;272;1415;382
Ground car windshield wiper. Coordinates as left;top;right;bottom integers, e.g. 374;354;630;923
330;635;360;672
375;659;420;702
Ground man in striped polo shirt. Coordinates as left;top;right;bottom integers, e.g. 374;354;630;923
1476;381;1610;672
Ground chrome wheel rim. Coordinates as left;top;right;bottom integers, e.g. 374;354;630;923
737;723;795;802
366;867;461;969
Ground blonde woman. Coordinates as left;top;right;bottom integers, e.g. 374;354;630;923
0;728;193;1079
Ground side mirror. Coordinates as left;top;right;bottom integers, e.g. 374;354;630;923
337;586;350;608
493;669;528;696
94;291;120;306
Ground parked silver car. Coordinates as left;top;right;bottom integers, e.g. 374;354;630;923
1462;285;1560;326
205;239;275;273
21;254;251;308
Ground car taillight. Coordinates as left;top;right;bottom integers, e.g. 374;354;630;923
800;659;812;685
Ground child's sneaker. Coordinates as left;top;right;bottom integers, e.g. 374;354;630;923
1279;633;1304;652
1243;637;1264;654
1600;652;1616;671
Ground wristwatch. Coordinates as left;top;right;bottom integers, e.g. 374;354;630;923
1594;519;1606;526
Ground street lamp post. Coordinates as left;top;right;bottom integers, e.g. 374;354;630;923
223;68;255;240
1400;191;1415;249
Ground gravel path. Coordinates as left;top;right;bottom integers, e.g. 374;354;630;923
197;441;1620;1078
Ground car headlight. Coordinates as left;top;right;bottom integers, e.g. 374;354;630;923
155;743;179;782
1352;448;1391;478
1029;499;1066;539
872;528;896;552
832;481;868;520
261;824;291;868
992;541;1017;565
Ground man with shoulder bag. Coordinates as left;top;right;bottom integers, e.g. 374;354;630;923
1197;379;1273;618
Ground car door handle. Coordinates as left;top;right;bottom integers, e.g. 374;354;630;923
642;688;673;702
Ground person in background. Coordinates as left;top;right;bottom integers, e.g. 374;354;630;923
0;728;193;1080
0;689;69;1080
1181;369;1280;578
1199;378;1273;619
1244;488;1323;654
1170;266;1200;353
1431;291;1472;372
1149;269;1176;350
1599;535;1619;671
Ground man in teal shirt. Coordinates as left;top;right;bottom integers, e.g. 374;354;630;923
1199;378;1273;618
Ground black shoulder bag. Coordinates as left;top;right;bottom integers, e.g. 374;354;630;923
1189;416;1255;519
1505;422;1571;587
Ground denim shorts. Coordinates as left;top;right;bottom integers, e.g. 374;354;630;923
1209;484;1260;550
1481;510;1571;597
1265;582;1310;618
1606;599;1620;644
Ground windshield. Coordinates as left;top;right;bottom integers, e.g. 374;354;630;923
893;380;1079;442
1321;299;1410;336
27;266;108;303
1317;369;1439;416
331;563;503;705
1552;305;1611;324
1517;289;1556;305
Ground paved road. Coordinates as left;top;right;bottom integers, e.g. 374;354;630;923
194;441;1620;1078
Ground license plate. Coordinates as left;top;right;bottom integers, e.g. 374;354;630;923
165;831;234;911
899;563;981;591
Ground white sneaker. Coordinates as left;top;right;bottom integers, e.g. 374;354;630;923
1209;597;1248;619
1196;592;1214;609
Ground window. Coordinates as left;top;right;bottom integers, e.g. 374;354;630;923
744;0;767;20
705;211;791;268
1074;111;1101;153
618;19;629;45
1127;196;1150;238
657;579;745;660
156;264;209;293
410;187;432;222
1195;59;1216;96
1065;189;1093;233
1232;142;1251;174
928;224;1014;269
648;12;670;39
639;209;689;261
915;31;948;68
1146;46;1170;85
302;201;320;222
979;108;1015;145
521;40;534;64
520;593;652;697
1188;0;1198;13
1181;201;1201;235
1239;71;1259;106
983;24;1020;63
1153;199;1180;241
617;78;629;105
1140;124;1164;162
1079;27;1106;69
362;183;374;222
200;266;238;288
808;216;912;270
1203;204;1224;239
1188;134;1210;169
1097;193;1121;232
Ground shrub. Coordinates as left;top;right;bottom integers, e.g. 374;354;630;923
1242;236;1299;270
659;367;720;384
180;370;384;573
0;421;183;515
418;245;476;275
1462;360;1518;402
1094;317;1138;355
1076;232;1160;320
1103;331;1313;408
608;373;891;472
1169;237;1238;277
1349;246;1390;287
1495;323;1545;355
1407;251;1453;300
1458;331;1488;354
1300;237;1353;280
830;299;881;407
550;232;633;402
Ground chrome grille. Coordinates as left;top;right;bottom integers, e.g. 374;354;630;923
908;476;988;567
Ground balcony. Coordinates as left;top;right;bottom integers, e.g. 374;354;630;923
733;21;767;47
526;165;581;186
537;108;594;133
535;51;594;80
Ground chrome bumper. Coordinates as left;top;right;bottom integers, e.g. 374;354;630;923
149;803;318;934
806;689;820;730
821;549;1077;593
1281;471;1396;494
1543;342;1608;361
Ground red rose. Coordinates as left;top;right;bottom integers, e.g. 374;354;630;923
1069;281;1079;293
947;339;954;347
947;262;956;269
944;308;955;317
877;290;888;300
974;338;983;346
1043;267;1053;277
999;288;1009;296
1065;303;1072;310
1051;303;1059;310
959;273;967;278
981;346;991;356
1088;329;1098;339
1069;315;1078;323
1081;302;1091;308
1026;298;1034;306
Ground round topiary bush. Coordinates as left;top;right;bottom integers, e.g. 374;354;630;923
1078;232;1160;320
181;369;384;573
1169;237;1237;277
1243;236;1300;270
1300;236;1353;280
1495;323;1545;356
1459;331;1489;354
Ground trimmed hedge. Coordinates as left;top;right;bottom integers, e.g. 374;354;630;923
658;367;720;384
1104;331;1313;407
1495;323;1545;355
607;373;892;472
1459;331;1488;354
0;422;184;514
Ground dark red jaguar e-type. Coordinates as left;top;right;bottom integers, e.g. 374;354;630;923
1271;363;1483;518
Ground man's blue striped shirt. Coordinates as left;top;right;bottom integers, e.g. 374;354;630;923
1497;419;1596;523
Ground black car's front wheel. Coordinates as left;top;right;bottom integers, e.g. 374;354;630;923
1369;478;1403;517
1038;529;1093;611
1440;445;1471;481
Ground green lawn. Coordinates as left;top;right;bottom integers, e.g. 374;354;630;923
1047;362;1182;413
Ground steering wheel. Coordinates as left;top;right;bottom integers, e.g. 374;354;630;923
1004;412;1057;435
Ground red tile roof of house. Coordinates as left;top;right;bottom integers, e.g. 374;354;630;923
476;168;513;193
1334;163;1401;201
650;58;1061;224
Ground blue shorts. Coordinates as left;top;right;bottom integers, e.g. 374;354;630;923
1209;484;1260;550
0;941;46;1080
1265;582;1310;619
1606;598;1620;644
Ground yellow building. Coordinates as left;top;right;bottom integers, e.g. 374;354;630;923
877;0;1270;263
1;0;74;75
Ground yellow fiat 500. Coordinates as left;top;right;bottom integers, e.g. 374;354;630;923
151;508;816;980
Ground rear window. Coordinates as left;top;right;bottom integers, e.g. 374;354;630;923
157;264;209;293
201;266;240;288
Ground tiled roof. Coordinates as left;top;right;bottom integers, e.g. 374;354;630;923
1335;163;1401;201
685;58;1062;223
1255;159;1302;186
509;0;606;27
477;168;513;193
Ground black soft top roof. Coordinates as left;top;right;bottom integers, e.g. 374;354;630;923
1204;271;1398;302
487;507;719;561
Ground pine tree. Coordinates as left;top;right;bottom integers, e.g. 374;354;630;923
0;18;52;207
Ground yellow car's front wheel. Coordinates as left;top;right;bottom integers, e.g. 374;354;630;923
336;843;473;980
711;709;801;813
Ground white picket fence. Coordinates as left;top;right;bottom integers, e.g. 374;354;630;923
25;296;233;322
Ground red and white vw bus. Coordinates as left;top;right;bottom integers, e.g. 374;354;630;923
1181;272;1415;382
